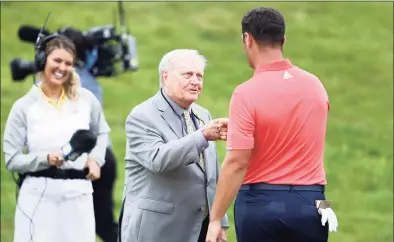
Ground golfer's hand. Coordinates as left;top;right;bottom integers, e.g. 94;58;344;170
85;158;101;181
47;152;65;167
318;207;338;232
216;118;228;141
205;220;222;242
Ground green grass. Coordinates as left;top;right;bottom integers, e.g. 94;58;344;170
1;2;393;242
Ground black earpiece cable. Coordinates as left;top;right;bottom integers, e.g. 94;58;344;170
14;12;52;242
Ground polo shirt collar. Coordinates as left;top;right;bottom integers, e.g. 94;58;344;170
254;59;293;74
33;82;67;110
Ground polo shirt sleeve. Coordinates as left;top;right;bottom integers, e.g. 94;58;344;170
226;89;255;150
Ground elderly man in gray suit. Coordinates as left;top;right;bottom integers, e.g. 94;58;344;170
119;49;229;242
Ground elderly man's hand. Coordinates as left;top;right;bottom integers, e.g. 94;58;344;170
205;220;222;242
201;118;228;141
218;228;227;242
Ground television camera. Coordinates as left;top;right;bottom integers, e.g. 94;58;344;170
9;1;138;81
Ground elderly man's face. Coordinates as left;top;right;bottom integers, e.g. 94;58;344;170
162;57;204;108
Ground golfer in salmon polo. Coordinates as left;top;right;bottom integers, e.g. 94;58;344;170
206;7;338;242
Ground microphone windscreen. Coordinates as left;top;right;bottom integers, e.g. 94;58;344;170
69;129;98;152
61;129;98;161
18;25;51;44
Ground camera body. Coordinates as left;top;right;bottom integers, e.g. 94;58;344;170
85;25;139;77
10;24;139;82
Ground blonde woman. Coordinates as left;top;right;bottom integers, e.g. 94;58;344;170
3;35;110;242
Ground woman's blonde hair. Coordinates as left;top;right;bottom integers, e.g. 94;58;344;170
41;35;81;100
63;70;81;100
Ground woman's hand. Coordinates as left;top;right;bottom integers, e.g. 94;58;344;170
85;158;101;181
47;152;65;167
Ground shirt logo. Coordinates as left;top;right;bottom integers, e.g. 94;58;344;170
283;71;293;80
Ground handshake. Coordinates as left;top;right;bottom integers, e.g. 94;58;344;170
200;118;229;141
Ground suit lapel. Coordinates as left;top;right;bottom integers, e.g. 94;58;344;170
154;91;183;138
161;109;183;138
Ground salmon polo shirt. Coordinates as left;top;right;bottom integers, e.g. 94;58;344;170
226;59;330;186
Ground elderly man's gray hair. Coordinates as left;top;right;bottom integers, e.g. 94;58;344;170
158;49;207;87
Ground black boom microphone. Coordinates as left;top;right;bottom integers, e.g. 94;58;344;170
18;25;51;44
61;129;98;161
10;16;52;83
31;12;52;86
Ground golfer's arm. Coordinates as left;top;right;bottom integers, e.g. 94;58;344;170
210;150;252;222
210;87;254;221
215;152;230;228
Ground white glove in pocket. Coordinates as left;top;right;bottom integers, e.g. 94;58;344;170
318;207;338;232
316;200;338;232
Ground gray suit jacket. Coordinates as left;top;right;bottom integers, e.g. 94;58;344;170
120;90;229;242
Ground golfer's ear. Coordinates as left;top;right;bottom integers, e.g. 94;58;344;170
246;32;258;49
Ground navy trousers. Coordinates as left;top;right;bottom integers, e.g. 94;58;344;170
234;183;329;242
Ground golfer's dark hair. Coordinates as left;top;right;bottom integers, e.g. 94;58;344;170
241;7;286;48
